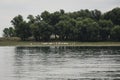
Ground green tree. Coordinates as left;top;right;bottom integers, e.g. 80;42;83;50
41;11;51;23
55;20;67;40
11;15;24;36
30;23;41;41
8;27;15;37
3;28;9;37
3;8;120;41
30;21;53;41
111;25;120;41
77;18;100;41
71;9;91;19
60;9;65;15
11;15;24;28
55;19;76;41
27;15;35;24
50;11;65;39
67;19;77;40
98;20;113;41
40;21;53;41
91;9;102;20
35;15;41;23
11;15;32;40
104;7;120;25
16;21;32;40
3;27;15;37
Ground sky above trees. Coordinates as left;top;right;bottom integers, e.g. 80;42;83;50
0;0;120;36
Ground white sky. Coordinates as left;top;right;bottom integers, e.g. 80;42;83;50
0;0;120;37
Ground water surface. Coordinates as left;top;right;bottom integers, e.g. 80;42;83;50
0;46;120;80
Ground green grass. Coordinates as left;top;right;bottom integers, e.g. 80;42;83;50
0;40;120;46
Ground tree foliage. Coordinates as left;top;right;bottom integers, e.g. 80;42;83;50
98;20;113;40
16;21;32;40
104;7;120;25
111;26;120;41
3;27;15;37
3;7;120;41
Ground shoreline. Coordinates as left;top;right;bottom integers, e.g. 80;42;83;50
0;41;120;47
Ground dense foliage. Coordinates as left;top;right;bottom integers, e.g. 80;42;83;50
3;7;120;41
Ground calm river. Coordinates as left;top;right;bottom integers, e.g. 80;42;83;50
0;46;120;80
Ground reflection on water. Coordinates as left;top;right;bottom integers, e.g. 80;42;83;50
0;46;120;80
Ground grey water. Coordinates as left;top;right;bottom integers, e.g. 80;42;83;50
0;46;120;80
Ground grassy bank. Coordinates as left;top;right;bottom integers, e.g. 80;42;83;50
0;40;120;46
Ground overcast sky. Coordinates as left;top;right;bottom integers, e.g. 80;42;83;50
0;0;120;37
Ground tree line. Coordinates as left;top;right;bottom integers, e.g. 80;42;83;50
3;7;120;41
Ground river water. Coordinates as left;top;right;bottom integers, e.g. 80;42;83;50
0;46;120;80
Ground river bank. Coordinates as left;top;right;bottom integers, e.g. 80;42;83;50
0;40;120;46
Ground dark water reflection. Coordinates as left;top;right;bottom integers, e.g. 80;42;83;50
0;46;120;80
